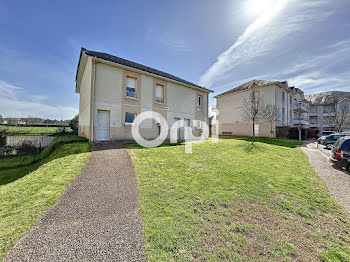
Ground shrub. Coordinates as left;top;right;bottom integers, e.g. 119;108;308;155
287;127;308;140
70;115;79;135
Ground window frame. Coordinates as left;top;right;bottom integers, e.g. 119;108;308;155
155;84;164;104
124;112;136;125
197;95;202;110
125;76;137;99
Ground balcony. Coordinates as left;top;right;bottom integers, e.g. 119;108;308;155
323;112;335;117
310;122;318;128
293;102;308;113
293;118;309;126
309;112;318;117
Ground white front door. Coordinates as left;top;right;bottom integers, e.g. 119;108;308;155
96;110;110;141
184;118;190;140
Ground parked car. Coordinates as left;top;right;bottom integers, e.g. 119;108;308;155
330;136;350;171
321;134;346;149
315;131;334;139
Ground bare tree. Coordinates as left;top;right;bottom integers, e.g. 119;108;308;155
241;91;265;145
261;103;280;138
323;100;350;132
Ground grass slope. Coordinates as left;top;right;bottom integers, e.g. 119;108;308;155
0;142;91;260
128;138;350;262
0;125;73;135
0;136;88;170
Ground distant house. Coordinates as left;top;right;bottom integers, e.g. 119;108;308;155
75;48;213;142
215;80;309;137
3;118;27;126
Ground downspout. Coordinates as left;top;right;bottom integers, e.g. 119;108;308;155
90;57;97;142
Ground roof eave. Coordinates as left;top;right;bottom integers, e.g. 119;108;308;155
83;51;213;93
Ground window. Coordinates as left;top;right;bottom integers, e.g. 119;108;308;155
125;112;136;125
282;108;285;122
197;95;202;110
196;120;202;129
344;105;349;112
252;91;259;101
282;91;285;102
126;77;136;98
155;84;164;104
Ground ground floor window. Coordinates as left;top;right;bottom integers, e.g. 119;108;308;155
125;112;136;124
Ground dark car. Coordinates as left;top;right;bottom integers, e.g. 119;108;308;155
330;136;350;171
316;131;334;139
321;134;346;149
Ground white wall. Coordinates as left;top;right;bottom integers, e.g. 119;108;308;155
94;63;123;129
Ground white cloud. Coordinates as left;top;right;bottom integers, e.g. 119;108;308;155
278;39;350;93
0;80;23;99
200;0;334;89
200;0;290;88
0;80;77;119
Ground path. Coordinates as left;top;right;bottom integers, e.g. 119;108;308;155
5;142;145;262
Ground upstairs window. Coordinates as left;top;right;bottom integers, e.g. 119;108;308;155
252;91;259;101
155;84;164;104
125;112;136;125
197;95;202;110
282;91;285;102
126;77;137;99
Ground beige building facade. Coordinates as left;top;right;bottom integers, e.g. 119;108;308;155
215;80;309;137
76;48;212;142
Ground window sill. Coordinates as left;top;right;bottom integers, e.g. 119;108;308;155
124;123;134;126
154;101;164;105
125;96;138;100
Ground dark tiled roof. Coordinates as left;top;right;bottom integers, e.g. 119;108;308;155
214;79;285;97
80;48;212;92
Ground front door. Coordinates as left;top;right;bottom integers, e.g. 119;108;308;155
96;110;110;141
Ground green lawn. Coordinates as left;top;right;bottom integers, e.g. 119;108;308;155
127;138;350;261
0;141;91;260
0;125;73;135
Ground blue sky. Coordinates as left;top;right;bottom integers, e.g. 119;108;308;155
0;0;349;119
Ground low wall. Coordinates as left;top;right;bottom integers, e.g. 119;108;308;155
6;135;56;148
218;122;274;137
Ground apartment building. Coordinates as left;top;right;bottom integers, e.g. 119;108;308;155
75;48;212;142
214;80;311;137
306;91;350;132
215;80;295;137
290;87;310;128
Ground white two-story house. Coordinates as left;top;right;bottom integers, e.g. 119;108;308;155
75;48;212;142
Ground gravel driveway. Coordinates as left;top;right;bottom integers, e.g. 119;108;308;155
5;142;146;262
302;140;350;218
